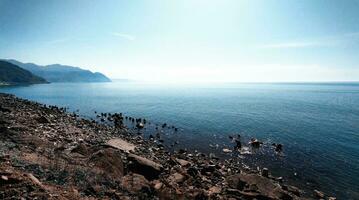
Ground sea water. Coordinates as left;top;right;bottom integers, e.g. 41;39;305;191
1;82;358;199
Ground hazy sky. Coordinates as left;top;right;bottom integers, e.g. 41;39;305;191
1;0;359;82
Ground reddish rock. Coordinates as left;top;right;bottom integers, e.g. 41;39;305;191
121;173;151;193
88;148;124;178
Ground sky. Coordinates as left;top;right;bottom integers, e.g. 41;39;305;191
1;0;359;82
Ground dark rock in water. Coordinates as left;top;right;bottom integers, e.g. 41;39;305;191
275;143;283;152
261;168;269;177
249;138;263;148
36;116;50;124
162;123;167;128
127;154;163;180
121;173;151;194
227;173;293;200
314;190;325;199
234;138;242;149
88;148;124;179
136;122;144;129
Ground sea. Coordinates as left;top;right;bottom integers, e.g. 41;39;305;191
1;81;358;199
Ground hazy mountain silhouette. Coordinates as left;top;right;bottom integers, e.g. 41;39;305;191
6;59;111;83
0;60;48;84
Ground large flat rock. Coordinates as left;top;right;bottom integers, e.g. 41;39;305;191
106;138;136;152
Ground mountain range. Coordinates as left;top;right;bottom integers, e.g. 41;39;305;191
0;61;48;84
5;59;111;83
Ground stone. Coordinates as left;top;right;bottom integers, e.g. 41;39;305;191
36;116;50;123
88;148;124;178
121;173;150;193
136;122;144;129
106;138;136;152
169;172;185;184
154;182;163;190
227;173;293;200
261;168;269;177
223;148;233;153
1;175;8;181
314;190;325;199
249;138;263;148
70;143;89;156
128;153;163;180
176;158;190;167
208;186;221;195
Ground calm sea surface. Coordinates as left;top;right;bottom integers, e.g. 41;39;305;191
1;82;358;199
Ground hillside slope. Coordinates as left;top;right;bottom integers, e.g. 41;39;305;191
0;61;48;84
7;60;111;83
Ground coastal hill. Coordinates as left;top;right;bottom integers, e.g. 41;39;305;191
6;59;111;83
0;60;48;85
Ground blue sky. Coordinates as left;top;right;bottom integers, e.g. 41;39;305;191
1;0;359;82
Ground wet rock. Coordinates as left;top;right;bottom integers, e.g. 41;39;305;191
136;122;144;129
88;148;124;178
262;168;269;177
314;189;325;199
121;173;151;194
128;154;163;180
223;148;233;153
273;143;283;152
234;139;242;149
249;138;263;148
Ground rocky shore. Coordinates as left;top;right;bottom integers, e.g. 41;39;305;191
0;93;335;200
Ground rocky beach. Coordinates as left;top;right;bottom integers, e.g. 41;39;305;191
0;93;336;200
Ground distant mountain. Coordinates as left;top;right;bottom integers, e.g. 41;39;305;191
0;61;48;84
6;59;111;83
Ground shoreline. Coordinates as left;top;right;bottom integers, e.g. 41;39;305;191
0;93;334;199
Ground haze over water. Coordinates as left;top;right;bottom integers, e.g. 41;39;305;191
1;81;358;199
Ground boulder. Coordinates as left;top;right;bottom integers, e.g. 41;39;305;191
88;148;124;178
106;138;136;153
121;173;151;193
227;173;293;200
168;172;185;184
127;154;163;180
